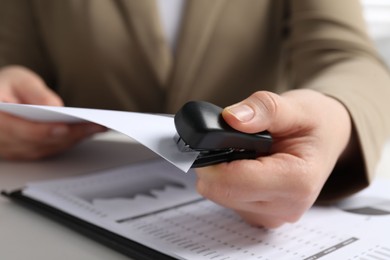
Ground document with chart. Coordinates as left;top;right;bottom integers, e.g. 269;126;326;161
5;159;390;260
0;102;199;172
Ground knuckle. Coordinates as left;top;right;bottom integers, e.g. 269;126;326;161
0;118;50;144
196;179;233;203
284;160;318;202
0;146;42;161
196;180;216;199
296;176;319;203
262;220;285;229
250;91;279;118
20;126;52;142
289;183;316;210
196;179;208;197
284;213;303;224
240;211;285;228
24;144;64;160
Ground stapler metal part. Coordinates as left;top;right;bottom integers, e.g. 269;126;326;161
174;101;272;168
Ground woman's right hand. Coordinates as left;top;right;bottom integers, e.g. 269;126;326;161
0;66;106;160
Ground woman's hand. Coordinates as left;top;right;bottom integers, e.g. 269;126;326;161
195;89;352;228
0;66;106;160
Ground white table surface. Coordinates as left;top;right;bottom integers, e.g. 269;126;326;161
1;132;389;260
0;132;158;260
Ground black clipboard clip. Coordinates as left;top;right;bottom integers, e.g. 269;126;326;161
174;101;272;168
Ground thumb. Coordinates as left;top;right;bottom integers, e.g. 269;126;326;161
222;91;298;134
13;73;63;106
0;66;63;106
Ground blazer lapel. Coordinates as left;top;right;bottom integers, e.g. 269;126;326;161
118;0;172;87
166;0;226;112
116;0;226;112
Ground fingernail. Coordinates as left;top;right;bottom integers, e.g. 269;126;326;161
226;104;254;122
51;126;69;137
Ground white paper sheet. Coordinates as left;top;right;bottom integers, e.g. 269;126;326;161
0;102;199;172
23;159;390;260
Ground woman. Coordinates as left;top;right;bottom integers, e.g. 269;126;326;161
1;0;389;228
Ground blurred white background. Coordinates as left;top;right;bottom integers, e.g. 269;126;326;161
362;0;390;65
362;1;390;178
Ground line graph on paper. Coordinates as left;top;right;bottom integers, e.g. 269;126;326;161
78;175;187;202
37;161;203;222
77;175;201;221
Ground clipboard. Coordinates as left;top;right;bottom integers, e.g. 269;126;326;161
2;189;175;260
3;160;390;260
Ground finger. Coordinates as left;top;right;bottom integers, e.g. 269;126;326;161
64;123;108;143
196;153;320;211
0;112;68;143
196;155;308;201
236;199;307;225
196;161;314;227
222;91;308;135
0;112;106;159
12;74;63;106
5;124;105;160
235;209;286;228
0;124;106;160
0;66;63;106
11;120;106;145
0;91;19;103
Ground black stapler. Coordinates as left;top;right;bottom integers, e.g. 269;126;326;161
174;101;272;168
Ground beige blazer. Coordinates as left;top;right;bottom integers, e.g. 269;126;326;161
1;0;390;200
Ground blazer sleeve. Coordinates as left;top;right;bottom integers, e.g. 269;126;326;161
0;0;54;85
285;0;390;201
